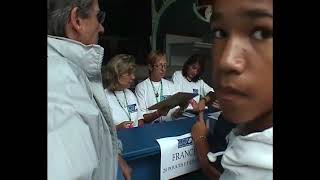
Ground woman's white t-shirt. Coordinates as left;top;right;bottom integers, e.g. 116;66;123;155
172;70;214;110
104;88;143;127
135;78;177;122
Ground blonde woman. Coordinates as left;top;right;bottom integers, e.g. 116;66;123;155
104;54;144;130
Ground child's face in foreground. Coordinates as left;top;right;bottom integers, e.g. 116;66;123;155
212;0;273;125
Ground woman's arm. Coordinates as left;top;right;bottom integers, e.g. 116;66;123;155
192;91;216;112
142;106;170;123
116;121;133;130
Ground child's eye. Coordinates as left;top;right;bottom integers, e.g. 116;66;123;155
252;29;273;40
212;29;227;39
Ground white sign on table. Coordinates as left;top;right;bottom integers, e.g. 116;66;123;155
156;133;200;180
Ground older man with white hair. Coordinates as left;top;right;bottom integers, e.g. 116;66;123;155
47;0;131;179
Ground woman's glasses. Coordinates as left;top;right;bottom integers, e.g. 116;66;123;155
153;64;168;69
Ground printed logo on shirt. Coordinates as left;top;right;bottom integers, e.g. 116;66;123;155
127;104;137;113
193;89;199;94
160;95;170;102
178;137;193;148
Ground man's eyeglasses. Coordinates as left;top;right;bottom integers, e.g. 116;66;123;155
153;64;168;69
97;11;106;24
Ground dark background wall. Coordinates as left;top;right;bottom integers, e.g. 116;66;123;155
101;0;151;37
98;0;211;65
156;0;210;51
99;0;151;65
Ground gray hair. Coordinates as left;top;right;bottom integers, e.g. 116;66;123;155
103;54;136;91
47;0;94;37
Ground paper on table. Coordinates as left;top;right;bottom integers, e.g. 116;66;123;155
148;92;197;110
182;112;196;118
207;111;222;120
207;111;222;133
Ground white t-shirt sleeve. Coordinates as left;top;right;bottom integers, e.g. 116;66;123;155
172;81;179;95
201;80;214;96
128;90;144;121
172;71;179;83
136;104;144;120
172;71;182;93
135;82;149;115
164;80;180;120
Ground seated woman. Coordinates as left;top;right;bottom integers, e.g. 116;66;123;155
104;54;144;130
135;51;180;124
172;54;219;112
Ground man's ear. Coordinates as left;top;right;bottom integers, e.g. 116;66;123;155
69;7;81;32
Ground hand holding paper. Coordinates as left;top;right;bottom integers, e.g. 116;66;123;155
117;121;134;130
194;99;206;112
148;92;197;110
158;106;171;116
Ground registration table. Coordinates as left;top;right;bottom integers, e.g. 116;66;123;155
117;115;213;180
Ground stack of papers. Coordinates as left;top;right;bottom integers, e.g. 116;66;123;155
148;92;197;110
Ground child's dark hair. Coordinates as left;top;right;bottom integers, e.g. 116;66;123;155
182;54;206;82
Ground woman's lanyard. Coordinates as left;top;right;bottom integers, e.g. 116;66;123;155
113;91;131;121
199;82;203;99
150;79;163;103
